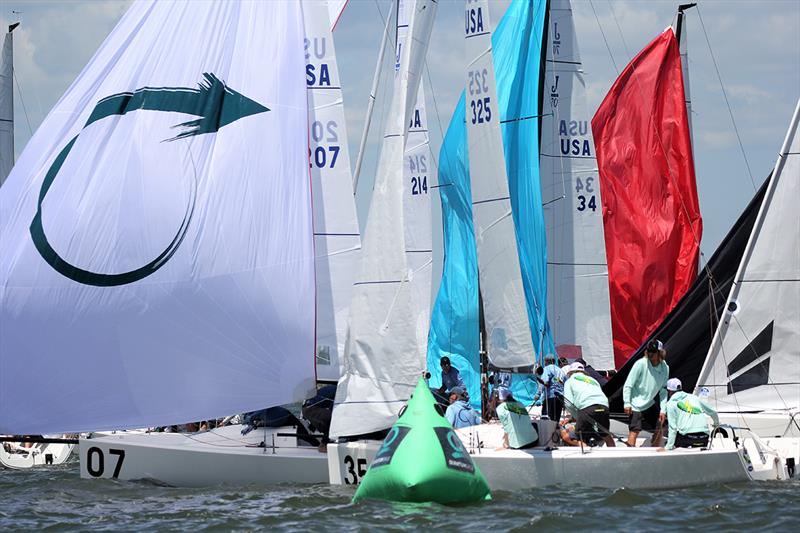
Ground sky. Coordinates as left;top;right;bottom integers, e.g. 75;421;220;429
2;0;799;268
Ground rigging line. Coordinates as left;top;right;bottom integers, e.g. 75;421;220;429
696;4;756;191
587;0;619;76
12;69;33;137
606;0;632;62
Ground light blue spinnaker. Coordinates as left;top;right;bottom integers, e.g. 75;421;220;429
427;0;553;407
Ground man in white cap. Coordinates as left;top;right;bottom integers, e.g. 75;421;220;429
623;339;669;447
563;362;615;447
495;387;538;449
662;378;719;450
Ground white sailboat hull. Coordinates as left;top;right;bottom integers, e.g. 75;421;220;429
328;424;788;490
78;425;328;487
1;438;74;469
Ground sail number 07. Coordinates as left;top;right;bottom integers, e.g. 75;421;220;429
85;446;126;479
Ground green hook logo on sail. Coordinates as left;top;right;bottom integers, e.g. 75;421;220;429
29;73;270;287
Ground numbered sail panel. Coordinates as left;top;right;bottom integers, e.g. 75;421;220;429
332;0;438;438
303;0;361;381
698;105;800;412
539;0;613;370
465;0;535;368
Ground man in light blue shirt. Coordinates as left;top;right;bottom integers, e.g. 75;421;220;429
445;387;480;429
534;354;565;420
495;387;537;449
563;363;615;447
623;340;669;447
663;378;719;450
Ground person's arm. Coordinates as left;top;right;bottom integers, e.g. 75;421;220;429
456;369;465;389
446;406;456;426
665;402;677;450
659;382;668;414
700;398;720;427
623;361;639;409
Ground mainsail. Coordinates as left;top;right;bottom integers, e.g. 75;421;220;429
695;99;800;412
304;0;361;382
330;0;437;439
464;0;550;370
540;0;613;369
0;1;314;434
0;23;17;185
592;27;702;368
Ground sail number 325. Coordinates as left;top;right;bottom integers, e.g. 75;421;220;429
468;69;492;125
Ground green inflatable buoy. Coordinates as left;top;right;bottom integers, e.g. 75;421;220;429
352;378;491;504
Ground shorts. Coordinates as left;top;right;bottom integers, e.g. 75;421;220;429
674;432;709;449
629;401;661;432
575;404;610;442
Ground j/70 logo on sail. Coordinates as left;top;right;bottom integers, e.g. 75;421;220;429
29;73;269;287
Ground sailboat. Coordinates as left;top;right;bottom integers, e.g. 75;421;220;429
695;99;800;464
331;0;787;490
0;0;365;484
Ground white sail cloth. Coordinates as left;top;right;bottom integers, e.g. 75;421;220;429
0;25;14;185
303;0;361;382
465;0;535;368
696;99;800;412
330;0;437;439
0;1;314;434
540;0;613;369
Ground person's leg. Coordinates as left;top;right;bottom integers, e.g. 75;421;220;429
627;411;642;447
644;403;663;447
593;407;615;447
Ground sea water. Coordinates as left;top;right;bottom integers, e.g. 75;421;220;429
1;456;797;531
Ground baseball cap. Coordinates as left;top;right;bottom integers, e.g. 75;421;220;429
698;387;711;398
568;362;585;373
440;356;451;366
544;353;556;362
646;339;664;353
449;386;466;398
497;387;511;401
666;378;682;391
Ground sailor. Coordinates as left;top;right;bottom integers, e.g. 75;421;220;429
445;386;480;429
663;378;719;450
623;339;669;447
495;387;538;449
438;356;465;394
574;357;607;385
563;362;615;447
533;354;565;421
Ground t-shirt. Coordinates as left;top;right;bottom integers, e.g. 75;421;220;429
622;357;669;412
441;367;465;392
563;373;608;413
665;391;720;450
445;400;480;429
541;364;565;398
496;400;538;449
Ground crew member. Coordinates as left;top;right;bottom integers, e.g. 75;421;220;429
563;362;615;447
438;356;465;394
623;340;669;447
445;387;480;429
534;354;565;421
495;387;538;449
663;378;719;450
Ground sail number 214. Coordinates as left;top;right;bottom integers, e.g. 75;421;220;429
468;69;492;125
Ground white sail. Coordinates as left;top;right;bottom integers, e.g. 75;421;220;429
540;0;613;369
0;0;314;434
330;0;437;439
400;3;435;378
303;0;361;382
0;23;16;185
465;0;535;368
696;99;800;412
327;0;348;30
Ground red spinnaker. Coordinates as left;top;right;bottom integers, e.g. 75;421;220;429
591;28;702;368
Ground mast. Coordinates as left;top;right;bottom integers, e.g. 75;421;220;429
0;22;19;186
675;3;696;150
351;4;394;192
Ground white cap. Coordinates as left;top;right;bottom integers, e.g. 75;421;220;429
698;387;710;398
497;387;511;401
568;362;585;373
667;378;682;391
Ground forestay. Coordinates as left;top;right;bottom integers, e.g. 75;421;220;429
540;0;613;369
464;0;547;368
0;1;314;434
696;99;800;412
303;0;361;382
0;23;15;185
330;0;437;439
